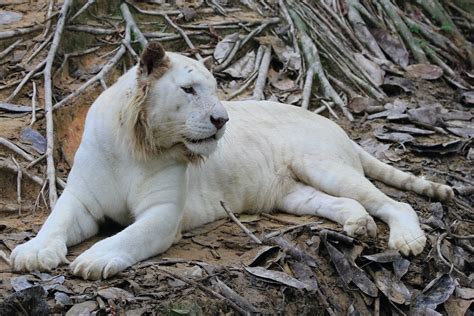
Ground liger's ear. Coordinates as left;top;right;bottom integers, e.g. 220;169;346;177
139;42;169;79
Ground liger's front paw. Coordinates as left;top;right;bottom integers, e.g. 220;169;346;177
10;238;68;272
70;244;134;280
343;214;377;238
388;223;426;256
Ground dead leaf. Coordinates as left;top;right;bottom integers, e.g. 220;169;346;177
244;266;309;290
374;268;411;304
11;275;35;292
351;266;378;297
406;64;443;80
381;76;415;95
393;258;410;280
0;102;32;113
20;127;46;154
289;261;318;291
370;27;408;68
248;246;281;268
223;50;255;78
214;32;239;64
65;301;97;316
97;287;134;302
54;292;72;306
359;138;400;162
444;297;473;316
407;104;445;127
409;139;467;155
0;286;48;316
411;274;456;313
374;126;415;143
368;99;408;120
321;231;353;285
460;91;474;106
455;287;474;300
348;97;377;113
385;124;435;135
354;53;385;86
179;7;197;21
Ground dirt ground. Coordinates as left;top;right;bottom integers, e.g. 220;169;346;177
1;0;473;315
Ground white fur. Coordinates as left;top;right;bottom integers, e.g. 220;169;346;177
10;51;453;280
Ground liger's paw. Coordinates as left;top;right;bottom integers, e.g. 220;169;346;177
70;243;134;280
343;214;377;238
10;238;68;272
388;223;426;256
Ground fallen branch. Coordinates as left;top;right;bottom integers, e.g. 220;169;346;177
11;157;23;215
6;60;46;102
220;201;262;244
225;71;258;100
0;137;34;161
53;27;131;110
252;45;271;101
0;39;22;59
0;25;42;40
164;14;202;60
120;3;148;49
43;0;72;208
69;0;96;22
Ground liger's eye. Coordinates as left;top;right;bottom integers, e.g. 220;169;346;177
181;86;196;94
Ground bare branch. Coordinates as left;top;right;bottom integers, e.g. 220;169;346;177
44;0;73;208
120;2;148;49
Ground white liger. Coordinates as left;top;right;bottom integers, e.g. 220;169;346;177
11;43;453;280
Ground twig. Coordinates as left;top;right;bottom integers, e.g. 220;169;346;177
11;157;22;215
53;31;129;110
126;1;240;16
70;0;96;22
164;14;202;60
436;232;465;275
211;277;259;313
0;137;34;161
220;201;262;244
41;0;55;39
6;60;47;102
0;39;22;59
0;25;43;40
155;267;249;315
239;17;280;49
27;154;46;169
44;0;72;208
120;2;148;49
225;71;258;100
0;159;43;186
213;39;240;72
30;81;37;125
301;66;315;109
252;45;271;101
66;25;117;35
24;33;53;65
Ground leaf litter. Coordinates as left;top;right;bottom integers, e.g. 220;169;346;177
0;0;473;314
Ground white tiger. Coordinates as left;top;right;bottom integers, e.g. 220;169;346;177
10;43;453;280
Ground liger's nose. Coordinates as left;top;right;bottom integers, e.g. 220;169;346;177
210;115;229;130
